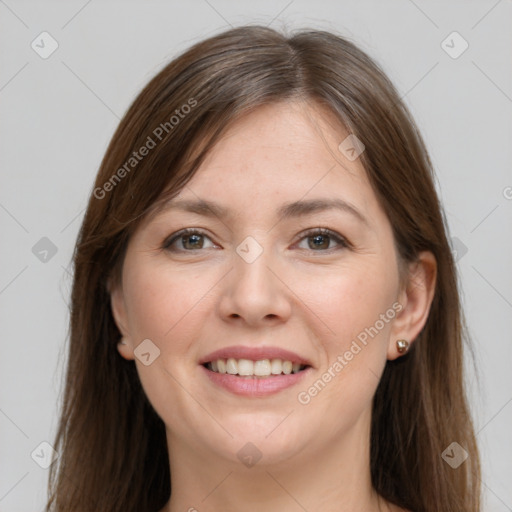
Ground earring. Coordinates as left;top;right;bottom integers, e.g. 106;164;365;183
119;337;127;346
396;339;409;354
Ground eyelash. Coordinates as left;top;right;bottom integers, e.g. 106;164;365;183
162;227;350;253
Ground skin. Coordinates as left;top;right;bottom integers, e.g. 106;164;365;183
111;100;436;512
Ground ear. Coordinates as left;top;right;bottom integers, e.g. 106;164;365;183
109;278;135;361
387;251;437;360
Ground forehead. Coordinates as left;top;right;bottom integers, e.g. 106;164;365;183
154;101;376;220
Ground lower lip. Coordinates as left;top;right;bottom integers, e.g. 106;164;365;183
200;365;311;397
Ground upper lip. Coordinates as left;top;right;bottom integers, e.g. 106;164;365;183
199;345;312;367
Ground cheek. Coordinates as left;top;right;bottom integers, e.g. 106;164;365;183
295;259;397;406
122;257;214;344
121;258;216;425
299;259;397;349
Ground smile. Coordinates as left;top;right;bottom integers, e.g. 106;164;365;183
203;358;310;377
201;359;312;397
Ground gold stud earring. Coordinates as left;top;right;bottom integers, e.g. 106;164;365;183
396;339;409;354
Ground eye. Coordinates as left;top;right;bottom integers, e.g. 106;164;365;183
295;228;349;251
162;227;350;253
163;228;216;252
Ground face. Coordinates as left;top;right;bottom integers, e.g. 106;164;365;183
111;101;421;469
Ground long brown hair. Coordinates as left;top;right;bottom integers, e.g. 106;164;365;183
46;25;480;511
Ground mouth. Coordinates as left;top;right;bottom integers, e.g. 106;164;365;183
202;358;311;378
198;346;313;396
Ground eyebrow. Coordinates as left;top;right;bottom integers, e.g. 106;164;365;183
155;197;369;227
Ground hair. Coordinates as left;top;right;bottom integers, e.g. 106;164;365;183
46;25;481;512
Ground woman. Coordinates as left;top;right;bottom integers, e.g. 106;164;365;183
46;25;481;511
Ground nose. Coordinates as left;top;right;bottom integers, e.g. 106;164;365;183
217;246;292;327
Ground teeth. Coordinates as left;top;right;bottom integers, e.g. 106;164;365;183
237;359;254;376
217;359;226;374
207;358;306;377
226;358;238;375
254;359;271;376
271;358;282;375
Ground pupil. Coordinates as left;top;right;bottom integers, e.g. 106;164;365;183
310;234;329;250
184;234;202;249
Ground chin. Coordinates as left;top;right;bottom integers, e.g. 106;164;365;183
204;416;310;467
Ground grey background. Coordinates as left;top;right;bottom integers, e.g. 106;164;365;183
1;1;511;510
